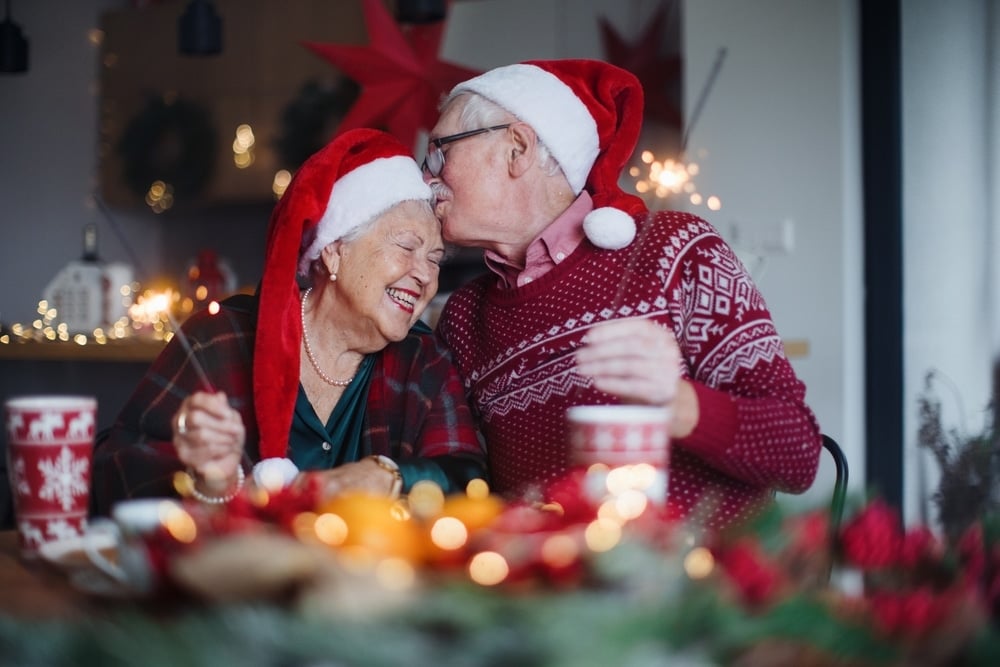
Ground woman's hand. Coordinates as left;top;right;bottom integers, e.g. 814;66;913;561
574;319;699;438
173;391;245;493
303;457;400;499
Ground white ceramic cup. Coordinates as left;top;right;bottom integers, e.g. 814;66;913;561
567;405;672;505
82;498;182;592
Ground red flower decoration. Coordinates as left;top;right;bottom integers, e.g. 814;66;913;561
869;586;959;638
898;525;943;569
840;499;902;570
783;509;829;560
957;522;986;584
544;468;600;524
715;537;787;608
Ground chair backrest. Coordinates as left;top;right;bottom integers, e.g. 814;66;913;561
822;434;849;535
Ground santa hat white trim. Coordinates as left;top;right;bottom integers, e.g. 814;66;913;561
453;64;598;195
298;155;432;275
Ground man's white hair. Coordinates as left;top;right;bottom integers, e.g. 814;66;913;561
445;92;565;180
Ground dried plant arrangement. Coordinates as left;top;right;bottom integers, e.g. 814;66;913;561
917;368;1000;543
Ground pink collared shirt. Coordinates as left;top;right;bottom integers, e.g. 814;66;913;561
484;192;594;289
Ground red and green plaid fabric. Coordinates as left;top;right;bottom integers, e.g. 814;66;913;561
91;295;486;515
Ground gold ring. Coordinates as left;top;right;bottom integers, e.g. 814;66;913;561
177;412;188;435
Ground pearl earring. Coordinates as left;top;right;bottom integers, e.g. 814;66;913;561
329;272;337;282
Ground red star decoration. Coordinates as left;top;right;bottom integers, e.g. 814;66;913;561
303;0;481;151
599;3;683;130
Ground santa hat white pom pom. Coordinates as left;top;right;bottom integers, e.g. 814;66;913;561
583;207;636;250
252;457;299;491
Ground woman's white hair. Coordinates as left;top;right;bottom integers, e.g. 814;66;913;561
303;198;435;281
446;92;565;180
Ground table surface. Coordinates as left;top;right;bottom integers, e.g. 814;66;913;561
0;530;105;619
0;338;165;363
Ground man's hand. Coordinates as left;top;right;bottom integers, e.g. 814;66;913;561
574;319;698;438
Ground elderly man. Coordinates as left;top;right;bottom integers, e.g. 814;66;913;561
425;59;821;527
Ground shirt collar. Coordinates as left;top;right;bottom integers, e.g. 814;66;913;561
484;191;593;288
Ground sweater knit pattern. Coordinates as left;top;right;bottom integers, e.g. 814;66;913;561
438;210;821;527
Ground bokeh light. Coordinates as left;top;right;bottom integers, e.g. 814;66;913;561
375;557;416;590
408;481;445;519
430;516;468;550
314;513;349;546
584;518;622;552
684;546;715;579
469;551;509;586
541;533;579;568
629;149;721;212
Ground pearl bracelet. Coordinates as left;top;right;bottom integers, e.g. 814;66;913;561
369;455;403;499
188;465;246;504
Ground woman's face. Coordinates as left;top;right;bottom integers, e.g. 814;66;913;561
332;200;444;349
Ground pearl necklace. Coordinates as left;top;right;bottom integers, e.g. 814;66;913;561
300;287;355;387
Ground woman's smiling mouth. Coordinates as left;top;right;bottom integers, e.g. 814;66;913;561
386;287;418;312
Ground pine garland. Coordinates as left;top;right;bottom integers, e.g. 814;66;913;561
0;547;710;667
5;467;1000;665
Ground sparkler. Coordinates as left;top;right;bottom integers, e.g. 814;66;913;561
163;308;216;392
630;48;728;211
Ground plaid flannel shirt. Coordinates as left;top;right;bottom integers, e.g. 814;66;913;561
91;295;486;515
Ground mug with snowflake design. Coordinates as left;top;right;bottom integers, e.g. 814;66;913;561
5;395;97;559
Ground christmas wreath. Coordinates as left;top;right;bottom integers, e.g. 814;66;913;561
118;96;217;200
274;78;359;170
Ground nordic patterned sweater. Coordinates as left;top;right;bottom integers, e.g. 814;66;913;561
437;210;822;528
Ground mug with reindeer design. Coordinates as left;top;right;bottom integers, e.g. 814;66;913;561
4;395;97;558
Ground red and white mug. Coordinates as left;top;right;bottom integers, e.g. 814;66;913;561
5;395;97;558
567;405;671;506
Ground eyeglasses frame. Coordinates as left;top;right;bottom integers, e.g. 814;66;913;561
421;124;512;176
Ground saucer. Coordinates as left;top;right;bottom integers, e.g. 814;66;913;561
38;534;139;597
38;533;117;570
68;567;135;598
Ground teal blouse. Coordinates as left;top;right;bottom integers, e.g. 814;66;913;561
288;354;375;469
284;351;457;492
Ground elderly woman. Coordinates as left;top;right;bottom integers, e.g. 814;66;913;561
91;129;486;514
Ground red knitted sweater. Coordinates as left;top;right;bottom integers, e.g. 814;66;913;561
437;210;822;528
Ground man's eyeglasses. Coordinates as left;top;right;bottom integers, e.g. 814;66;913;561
421;124;511;177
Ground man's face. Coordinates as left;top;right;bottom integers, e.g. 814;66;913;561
425;101;512;250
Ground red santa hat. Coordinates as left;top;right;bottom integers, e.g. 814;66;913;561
254;128;432;459
450;59;647;250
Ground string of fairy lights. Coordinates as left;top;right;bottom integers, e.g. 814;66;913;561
0;286;207;348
